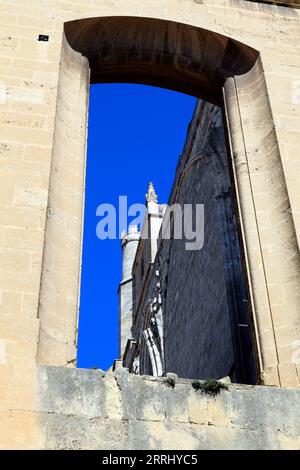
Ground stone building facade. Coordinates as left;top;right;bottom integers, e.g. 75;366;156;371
0;0;300;449
122;100;257;384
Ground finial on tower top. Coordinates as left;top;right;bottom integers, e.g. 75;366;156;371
146;181;158;203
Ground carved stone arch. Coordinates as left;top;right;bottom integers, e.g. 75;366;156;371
64;16;258;104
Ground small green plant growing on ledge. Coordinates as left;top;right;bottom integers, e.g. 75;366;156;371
192;379;228;396
163;376;176;388
191;380;202;391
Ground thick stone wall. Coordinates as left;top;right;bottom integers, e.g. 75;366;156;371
34;366;300;450
162;104;238;380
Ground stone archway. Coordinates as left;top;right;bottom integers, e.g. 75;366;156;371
36;15;300;388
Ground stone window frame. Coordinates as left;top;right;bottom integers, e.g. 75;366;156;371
36;16;300;387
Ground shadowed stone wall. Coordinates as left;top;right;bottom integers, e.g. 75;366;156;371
161;103;241;381
128;101;256;383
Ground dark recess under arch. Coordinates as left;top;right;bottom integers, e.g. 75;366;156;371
65;16;258;104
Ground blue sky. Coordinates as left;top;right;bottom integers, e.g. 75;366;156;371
77;83;196;370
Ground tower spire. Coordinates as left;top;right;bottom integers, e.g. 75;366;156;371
145;181;158;204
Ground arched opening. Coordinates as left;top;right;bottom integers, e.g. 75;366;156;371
37;15;298;387
78;83;197;372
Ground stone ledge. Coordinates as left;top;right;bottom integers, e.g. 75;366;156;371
32;365;300;449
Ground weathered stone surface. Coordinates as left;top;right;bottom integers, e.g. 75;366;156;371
35;366;300;450
38;366;107;418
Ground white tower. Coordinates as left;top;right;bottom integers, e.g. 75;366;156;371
118;225;140;357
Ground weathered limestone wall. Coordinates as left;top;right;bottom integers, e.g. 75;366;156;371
160;103;253;381
35;366;300;450
0;0;300;449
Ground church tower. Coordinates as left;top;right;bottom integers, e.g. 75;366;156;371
118;182;164;360
118;225;140;357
